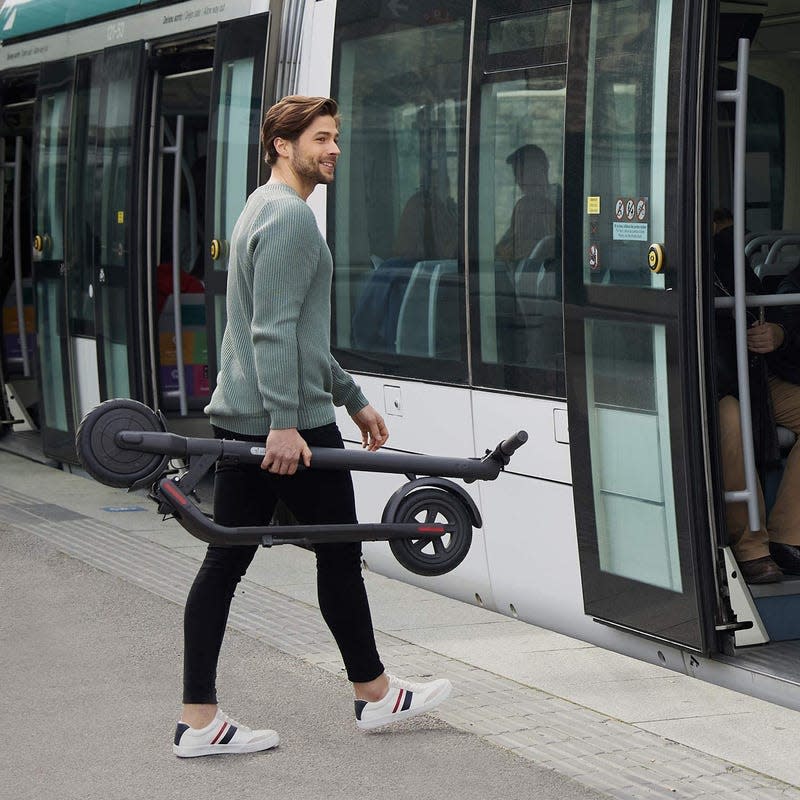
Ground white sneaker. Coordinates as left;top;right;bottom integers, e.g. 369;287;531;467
355;674;452;730
173;709;279;757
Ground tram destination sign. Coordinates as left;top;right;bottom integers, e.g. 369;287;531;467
0;0;266;68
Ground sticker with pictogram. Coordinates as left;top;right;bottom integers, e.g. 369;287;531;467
615;199;625;221
636;198;648;221
625;199;636;221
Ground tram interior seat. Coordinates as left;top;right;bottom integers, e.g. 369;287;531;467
350;257;418;352
395;259;460;358
513;235;563;368
748;231;800;288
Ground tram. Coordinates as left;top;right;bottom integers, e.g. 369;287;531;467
4;0;800;711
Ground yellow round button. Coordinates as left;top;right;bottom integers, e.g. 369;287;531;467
648;243;665;273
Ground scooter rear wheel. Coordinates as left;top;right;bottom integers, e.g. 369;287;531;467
389;488;473;576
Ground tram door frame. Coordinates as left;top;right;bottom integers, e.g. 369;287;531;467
0;80;35;429
31;44;149;463
143;13;270;420
144;40;216;419
204;13;271;396
564;0;716;652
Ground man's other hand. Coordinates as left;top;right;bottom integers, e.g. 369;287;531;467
351;405;389;451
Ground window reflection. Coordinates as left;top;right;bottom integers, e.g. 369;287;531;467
330;1;569;396
331;11;468;378
474;67;566;396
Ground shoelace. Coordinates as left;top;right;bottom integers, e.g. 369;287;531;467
218;710;246;731
386;673;427;692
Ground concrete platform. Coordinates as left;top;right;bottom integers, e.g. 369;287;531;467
2;450;800;799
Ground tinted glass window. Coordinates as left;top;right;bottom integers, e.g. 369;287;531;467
330;4;470;383
67;56;100;337
471;5;568;397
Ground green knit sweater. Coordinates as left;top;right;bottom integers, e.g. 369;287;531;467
205;182;367;435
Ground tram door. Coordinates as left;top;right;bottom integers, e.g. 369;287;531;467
565;0;711;649
31;46;146;463
147;15;269;419
31;60;77;462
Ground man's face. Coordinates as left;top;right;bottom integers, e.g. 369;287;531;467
288;115;340;186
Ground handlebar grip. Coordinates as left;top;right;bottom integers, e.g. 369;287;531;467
499;430;528;456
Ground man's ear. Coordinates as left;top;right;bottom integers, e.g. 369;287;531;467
273;137;291;159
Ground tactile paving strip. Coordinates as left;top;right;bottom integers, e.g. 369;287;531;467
1;487;799;800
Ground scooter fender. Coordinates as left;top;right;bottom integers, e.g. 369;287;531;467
380;476;482;529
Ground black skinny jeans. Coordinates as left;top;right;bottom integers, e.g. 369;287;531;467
182;423;384;704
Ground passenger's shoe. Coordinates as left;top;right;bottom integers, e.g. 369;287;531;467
738;555;783;584
173;709;279;757
355;674;452;730
769;542;800;576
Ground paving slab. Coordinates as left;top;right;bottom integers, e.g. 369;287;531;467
1;527;605;800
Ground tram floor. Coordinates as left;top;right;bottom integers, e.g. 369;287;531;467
721;639;800;682
0;428;57;466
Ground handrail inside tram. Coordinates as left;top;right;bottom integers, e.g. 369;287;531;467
716;37;761;536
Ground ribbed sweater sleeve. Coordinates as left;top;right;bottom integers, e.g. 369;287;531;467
249;200;320;430
330;353;368;414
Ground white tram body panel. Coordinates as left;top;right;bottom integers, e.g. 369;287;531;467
334;377;594;642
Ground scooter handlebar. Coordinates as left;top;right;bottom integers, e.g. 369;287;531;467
499;430;528;457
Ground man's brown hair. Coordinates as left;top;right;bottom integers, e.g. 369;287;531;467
261;95;340;165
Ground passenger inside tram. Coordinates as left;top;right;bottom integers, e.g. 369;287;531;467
713;208;800;584
495;143;556;262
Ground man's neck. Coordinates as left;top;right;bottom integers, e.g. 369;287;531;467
268;165;314;201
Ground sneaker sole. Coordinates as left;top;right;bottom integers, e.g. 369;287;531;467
356;682;452;731
173;732;279;758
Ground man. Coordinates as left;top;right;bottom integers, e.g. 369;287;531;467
173;96;452;757
713;208;800;583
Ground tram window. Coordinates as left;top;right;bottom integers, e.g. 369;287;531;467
330;3;470;383
586;318;681;592
581;0;673;289
487;4;569;62
474;68;566;396
472;1;568;398
35;93;68;265
716;68;785;233
212;58;252;277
